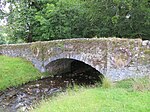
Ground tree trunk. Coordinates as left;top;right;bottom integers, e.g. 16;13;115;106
27;32;33;43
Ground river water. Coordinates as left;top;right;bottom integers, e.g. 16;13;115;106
0;69;102;112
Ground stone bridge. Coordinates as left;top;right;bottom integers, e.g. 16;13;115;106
0;38;150;81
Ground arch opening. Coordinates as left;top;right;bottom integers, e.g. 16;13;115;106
45;58;104;85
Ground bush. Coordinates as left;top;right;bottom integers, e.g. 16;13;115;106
102;78;112;88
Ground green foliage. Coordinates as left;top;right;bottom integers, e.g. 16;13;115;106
102;78;112;88
0;26;6;44
0;0;149;43
34;0;89;40
86;0;150;39
116;76;150;91
144;50;150;54
0;35;5;45
0;26;24;44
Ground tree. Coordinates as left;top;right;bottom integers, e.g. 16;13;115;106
0;0;42;42
0;0;90;42
0;0;149;43
34;0;89;40
85;0;150;39
0;31;5;45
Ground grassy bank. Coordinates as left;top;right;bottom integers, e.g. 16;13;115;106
0;55;45;90
31;77;150;112
0;55;150;112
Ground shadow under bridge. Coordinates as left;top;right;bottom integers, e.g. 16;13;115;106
45;58;104;85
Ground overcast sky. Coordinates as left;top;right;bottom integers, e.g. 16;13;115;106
0;2;10;25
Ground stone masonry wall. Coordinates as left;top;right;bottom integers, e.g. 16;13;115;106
45;59;73;75
0;38;149;81
107;38;143;81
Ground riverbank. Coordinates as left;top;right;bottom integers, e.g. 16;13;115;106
1;66;98;111
0;55;150;112
0;55;102;111
0;56;46;90
31;76;150;112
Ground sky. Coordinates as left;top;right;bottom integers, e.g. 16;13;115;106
0;2;10;25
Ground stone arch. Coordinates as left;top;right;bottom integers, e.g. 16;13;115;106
44;57;104;84
44;53;106;75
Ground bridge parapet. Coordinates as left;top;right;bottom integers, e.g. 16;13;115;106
0;38;149;81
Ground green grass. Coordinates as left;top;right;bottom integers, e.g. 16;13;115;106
0;55;46;90
31;77;150;112
0;55;150;112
